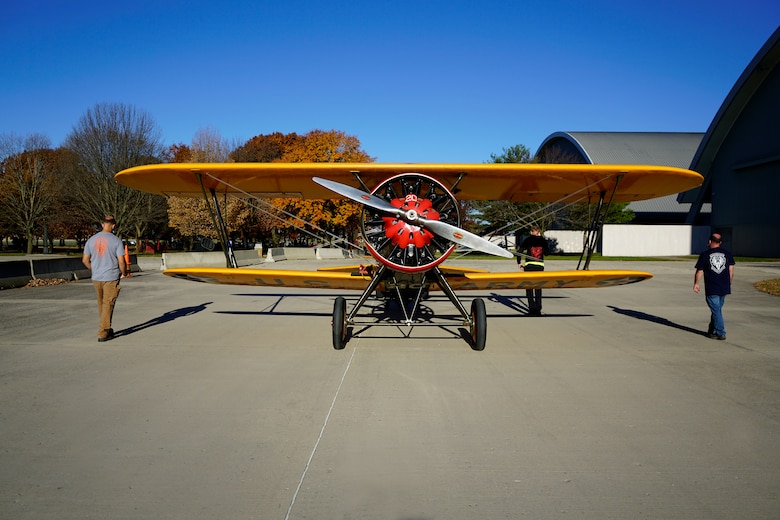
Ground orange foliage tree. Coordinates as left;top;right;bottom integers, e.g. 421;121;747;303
165;138;253;249
231;129;375;247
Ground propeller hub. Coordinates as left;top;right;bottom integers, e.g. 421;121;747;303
384;193;438;250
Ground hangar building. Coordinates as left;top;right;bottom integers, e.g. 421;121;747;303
535;26;780;257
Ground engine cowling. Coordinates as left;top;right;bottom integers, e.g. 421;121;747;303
360;173;460;273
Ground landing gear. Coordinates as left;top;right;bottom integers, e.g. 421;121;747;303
469;298;487;351
332;296;348;350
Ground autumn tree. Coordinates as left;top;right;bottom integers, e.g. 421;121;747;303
43;147;94;250
230;132;302;162
0;134;68;253
166;128;253;250
64;102;168;246
280;129;372;163
227;129;374;248
269;130;374;246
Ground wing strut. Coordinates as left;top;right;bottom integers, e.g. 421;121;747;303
577;174;623;270
195;172;237;268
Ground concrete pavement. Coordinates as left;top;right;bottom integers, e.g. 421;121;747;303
1;258;779;519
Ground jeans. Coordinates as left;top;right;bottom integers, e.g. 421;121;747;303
705;294;727;337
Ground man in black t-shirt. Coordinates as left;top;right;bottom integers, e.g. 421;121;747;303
517;225;549;316
694;233;735;340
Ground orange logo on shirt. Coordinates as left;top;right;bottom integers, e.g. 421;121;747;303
95;237;108;257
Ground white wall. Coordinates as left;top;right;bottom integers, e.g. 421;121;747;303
602;224;709;256
487;231;583;254
544;230;585;254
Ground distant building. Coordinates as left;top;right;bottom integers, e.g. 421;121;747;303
682;26;780;257
534;26;780;257
536;131;709;224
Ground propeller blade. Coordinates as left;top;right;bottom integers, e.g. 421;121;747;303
313;177;399;215
312;176;513;259
419;218;514;258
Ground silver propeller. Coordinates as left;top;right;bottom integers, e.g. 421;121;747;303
313;177;401;215
313;177;514;259
414;217;513;258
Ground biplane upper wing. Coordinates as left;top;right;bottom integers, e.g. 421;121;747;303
163;266;652;290
114;162;703;203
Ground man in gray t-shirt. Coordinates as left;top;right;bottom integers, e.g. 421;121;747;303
82;216;127;342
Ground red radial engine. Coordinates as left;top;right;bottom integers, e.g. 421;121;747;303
362;173;460;273
383;194;439;249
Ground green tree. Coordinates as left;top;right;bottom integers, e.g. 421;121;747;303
471;145;555;235
536;144;634;229
472;144;634;236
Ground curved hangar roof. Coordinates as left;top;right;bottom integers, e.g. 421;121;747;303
537;132;703;167
535;131;707;215
684;27;780;212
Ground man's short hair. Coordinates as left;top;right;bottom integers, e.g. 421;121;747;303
103;216;116;224
709;234;722;243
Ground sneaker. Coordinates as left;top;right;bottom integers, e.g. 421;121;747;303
716;335;726;340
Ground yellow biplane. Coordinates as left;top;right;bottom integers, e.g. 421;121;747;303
115;162;703;350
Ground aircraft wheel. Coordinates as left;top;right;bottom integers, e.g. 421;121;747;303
332;296;348;350
470;298;487;351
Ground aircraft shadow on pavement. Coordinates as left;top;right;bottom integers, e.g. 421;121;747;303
487;292;589;318
114;302;213;338
608;305;708;337
216;292;588;319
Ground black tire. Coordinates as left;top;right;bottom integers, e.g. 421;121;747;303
332;297;348;350
470;298;487;351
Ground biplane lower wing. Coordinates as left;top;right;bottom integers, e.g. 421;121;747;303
164;267;372;290
163;267;652;290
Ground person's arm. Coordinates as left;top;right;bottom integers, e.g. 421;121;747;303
82;253;91;270
729;264;735;283
117;255;127;277
693;269;703;293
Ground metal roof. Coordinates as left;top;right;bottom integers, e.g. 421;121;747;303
535;131;710;215
537;131;704;168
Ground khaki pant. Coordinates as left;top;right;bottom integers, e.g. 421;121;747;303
92;279;121;339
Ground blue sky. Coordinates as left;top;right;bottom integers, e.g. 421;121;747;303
2;0;777;163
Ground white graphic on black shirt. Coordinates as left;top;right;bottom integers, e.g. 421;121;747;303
709;252;726;274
